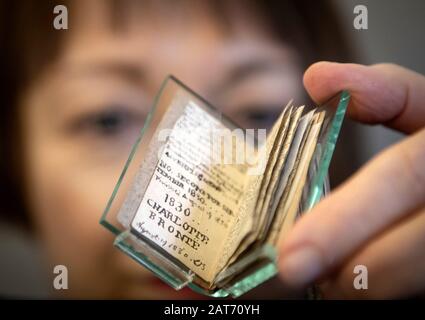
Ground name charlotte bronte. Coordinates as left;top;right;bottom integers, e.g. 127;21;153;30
146;197;210;250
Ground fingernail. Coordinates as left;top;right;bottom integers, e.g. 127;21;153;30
278;246;324;288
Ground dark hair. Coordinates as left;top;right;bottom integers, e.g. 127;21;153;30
0;0;356;227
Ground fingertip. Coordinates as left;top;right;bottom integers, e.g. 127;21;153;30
278;245;326;289
303;62;410;126
303;61;336;84
303;61;360;104
302;61;335;101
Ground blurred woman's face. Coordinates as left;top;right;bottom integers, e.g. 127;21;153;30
20;1;303;298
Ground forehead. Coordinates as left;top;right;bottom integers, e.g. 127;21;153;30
57;0;299;95
68;0;270;36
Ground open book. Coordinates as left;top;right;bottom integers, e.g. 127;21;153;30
124;92;327;290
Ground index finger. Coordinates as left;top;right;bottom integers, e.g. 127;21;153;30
303;62;425;133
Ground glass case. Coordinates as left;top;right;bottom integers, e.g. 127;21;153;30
100;75;350;298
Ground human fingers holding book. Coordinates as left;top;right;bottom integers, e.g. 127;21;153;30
278;62;425;298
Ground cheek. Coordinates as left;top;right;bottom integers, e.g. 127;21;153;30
24;131;126;294
35;162;115;255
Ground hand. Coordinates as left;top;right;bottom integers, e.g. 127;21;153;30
277;62;425;299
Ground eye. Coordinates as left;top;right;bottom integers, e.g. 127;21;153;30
236;105;281;129
88;110;131;135
68;106;145;138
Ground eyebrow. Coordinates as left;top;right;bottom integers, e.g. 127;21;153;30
65;56;286;95
213;59;287;97
65;60;146;87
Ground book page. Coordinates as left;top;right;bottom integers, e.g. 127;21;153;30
255;106;304;238
268;111;325;245
214;102;292;270
130;101;250;283
260;109;315;240
254;106;293;220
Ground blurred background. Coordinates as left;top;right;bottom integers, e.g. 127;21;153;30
335;0;424;160
0;0;424;298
